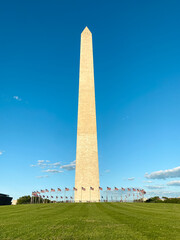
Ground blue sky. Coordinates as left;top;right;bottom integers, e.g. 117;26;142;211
1;0;180;200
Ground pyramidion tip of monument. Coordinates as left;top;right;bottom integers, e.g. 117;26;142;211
81;26;92;35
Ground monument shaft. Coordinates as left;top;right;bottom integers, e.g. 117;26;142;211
75;27;100;202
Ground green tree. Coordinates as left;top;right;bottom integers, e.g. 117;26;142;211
17;195;31;204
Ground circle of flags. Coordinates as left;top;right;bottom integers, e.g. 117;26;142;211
31;187;146;203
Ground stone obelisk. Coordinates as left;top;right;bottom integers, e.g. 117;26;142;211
75;27;100;202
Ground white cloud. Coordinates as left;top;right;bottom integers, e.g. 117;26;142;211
145;166;180;179
146;190;180;198
60;160;76;171
145;185;165;189
36;175;49;179
167;180;180;186
31;159;76;173
52;162;61;166
104;169;110;173
43;169;63;173
13;96;22;101
0;151;3;155
143;180;153;183
128;177;135;181
37;160;50;168
37;160;45;163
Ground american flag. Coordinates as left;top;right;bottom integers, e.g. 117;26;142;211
141;189;146;194
133;188;136;191
65;196;68;199
45;189;49;192
70;196;73;199
57;188;61;192
41;190;45;193
56;196;58;199
51;196;53;198
61;196;63;199
82;187;86;191
127;188;131;191
65;187;69;191
114;187;119;191
47;196;49;198
51;188;55;192
121;187;125;191
37;191;40;194
99;187;103;190
90;187;94;190
73;187;77;191
43;195;45;198
107;187;111;190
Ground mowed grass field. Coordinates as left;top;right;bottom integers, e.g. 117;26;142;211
0;203;180;240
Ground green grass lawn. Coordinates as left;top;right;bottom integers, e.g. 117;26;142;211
0;202;180;240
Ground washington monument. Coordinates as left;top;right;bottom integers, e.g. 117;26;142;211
75;27;100;202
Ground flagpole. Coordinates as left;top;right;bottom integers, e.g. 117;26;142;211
81;187;82;202
90;188;91;202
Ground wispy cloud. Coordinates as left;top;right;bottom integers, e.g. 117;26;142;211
60;160;76;171
104;169;110;173
52;162;61;166
128;177;135;181
0;151;4;156
13;96;22;101
36;175;49;179
143;180;153;183
145;185;165;189
38;160;45;163
43;169;63;173
36;160;61;168
167;180;180;186
146;190;180;198
145;166;180;179
30;164;36;167
36;160;57;169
